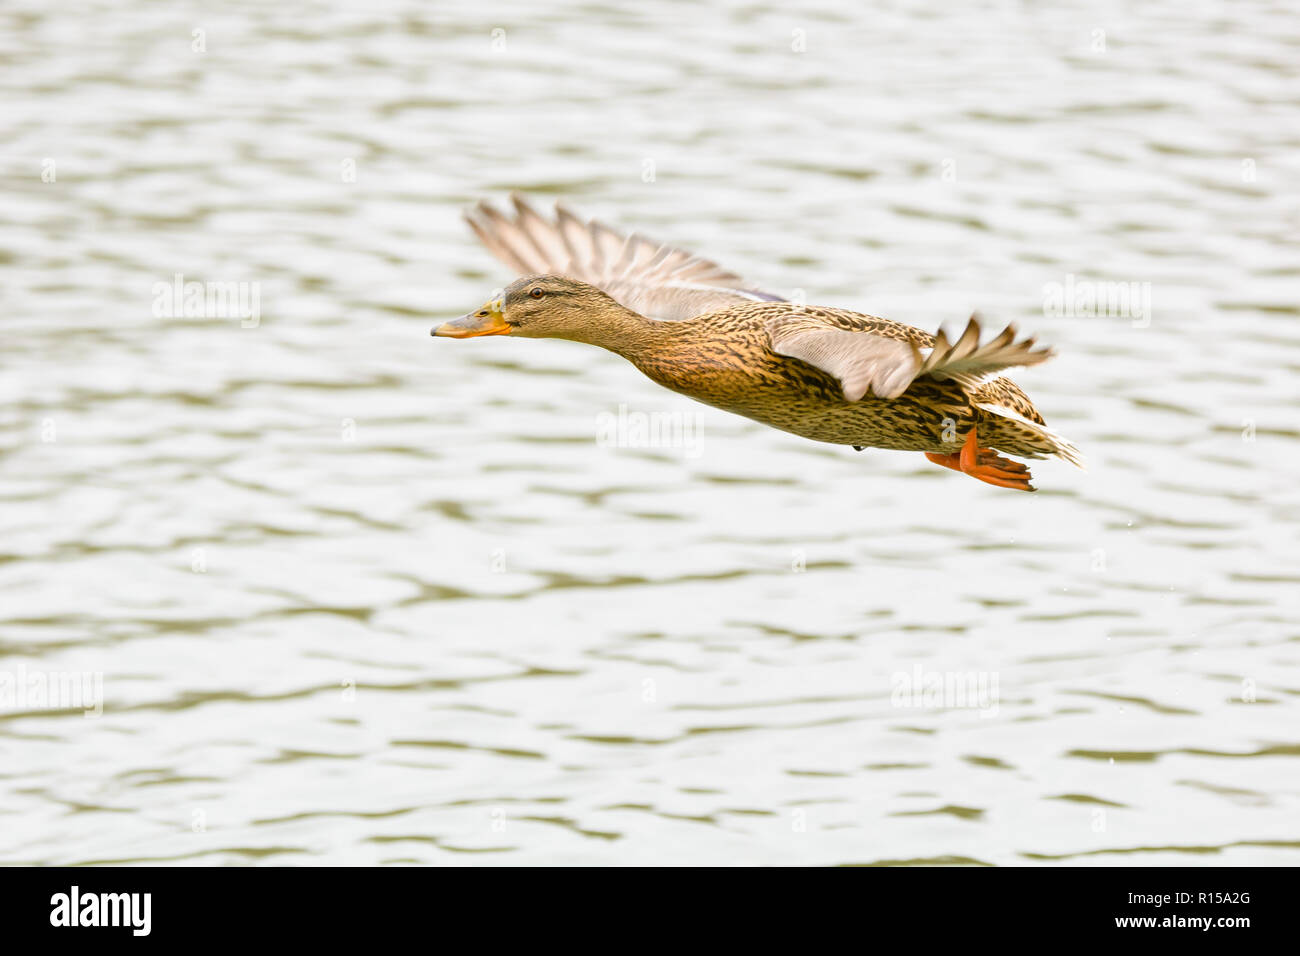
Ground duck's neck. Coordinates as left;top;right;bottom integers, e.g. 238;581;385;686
568;303;674;359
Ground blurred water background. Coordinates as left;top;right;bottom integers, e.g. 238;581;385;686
2;0;1299;865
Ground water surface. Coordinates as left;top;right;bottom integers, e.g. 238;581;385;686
2;0;1298;865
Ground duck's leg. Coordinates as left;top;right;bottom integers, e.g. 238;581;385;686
924;427;1035;492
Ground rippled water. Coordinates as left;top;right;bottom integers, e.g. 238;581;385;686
3;0;1299;865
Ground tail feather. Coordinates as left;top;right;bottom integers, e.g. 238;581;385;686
974;401;1085;469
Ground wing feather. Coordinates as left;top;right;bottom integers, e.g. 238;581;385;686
767;315;922;400
919;314;1055;389
464;195;781;320
767;312;1055;401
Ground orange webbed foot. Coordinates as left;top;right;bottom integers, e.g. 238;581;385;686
926;427;1035;492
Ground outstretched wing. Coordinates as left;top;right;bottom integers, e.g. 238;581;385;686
767;312;1054;401
915;316;1055;390
465;195;784;320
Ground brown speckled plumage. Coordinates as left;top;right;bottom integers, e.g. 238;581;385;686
624;303;1059;459
437;196;1083;491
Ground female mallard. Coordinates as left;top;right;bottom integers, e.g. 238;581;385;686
434;196;1082;491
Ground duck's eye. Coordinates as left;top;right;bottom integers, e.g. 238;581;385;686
476;310;489;317
528;287;544;299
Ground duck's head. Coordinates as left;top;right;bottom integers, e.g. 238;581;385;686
432;275;620;342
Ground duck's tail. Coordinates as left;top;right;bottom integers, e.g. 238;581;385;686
973;401;1085;470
